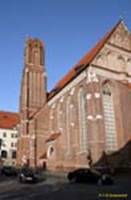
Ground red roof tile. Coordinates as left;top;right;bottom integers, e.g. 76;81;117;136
48;20;122;99
46;132;61;143
0;111;20;129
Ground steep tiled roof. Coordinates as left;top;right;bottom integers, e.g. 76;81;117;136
30;20;123;120
46;132;61;143
48;20;122;100
0;111;20;129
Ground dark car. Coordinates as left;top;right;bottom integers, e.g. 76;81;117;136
94;165;115;175
67;168;114;185
98;174;114;185
1;166;18;176
18;167;43;183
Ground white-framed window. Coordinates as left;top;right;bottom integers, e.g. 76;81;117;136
102;84;117;152
3;132;6;137
1;150;7;158
2;143;6;147
11;142;17;147
78;87;88;152
11;142;14;147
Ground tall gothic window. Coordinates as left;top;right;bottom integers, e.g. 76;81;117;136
49;108;55;133
78;88;88;152
102;84;117;152
57;103;63;132
66;96;71;154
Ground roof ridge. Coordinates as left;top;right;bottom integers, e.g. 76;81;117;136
48;20;122;99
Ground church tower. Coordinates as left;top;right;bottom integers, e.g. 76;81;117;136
17;38;47;166
20;38;47;122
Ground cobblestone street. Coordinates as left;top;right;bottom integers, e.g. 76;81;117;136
0;174;130;200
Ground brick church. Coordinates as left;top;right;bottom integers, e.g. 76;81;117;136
17;20;131;171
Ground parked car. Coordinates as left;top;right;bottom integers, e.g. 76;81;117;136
98;174;114;185
18;167;44;183
1;166;18;176
94;165;115;175
67;168;114;185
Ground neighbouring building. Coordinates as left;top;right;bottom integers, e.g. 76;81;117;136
0;111;20;166
17;20;131;171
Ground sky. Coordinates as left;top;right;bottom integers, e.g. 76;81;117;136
0;0;131;112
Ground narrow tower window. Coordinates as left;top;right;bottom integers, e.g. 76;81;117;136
33;50;40;65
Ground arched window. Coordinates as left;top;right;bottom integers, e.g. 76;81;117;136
102;84;117;152
47;145;55;158
78;88;88;152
